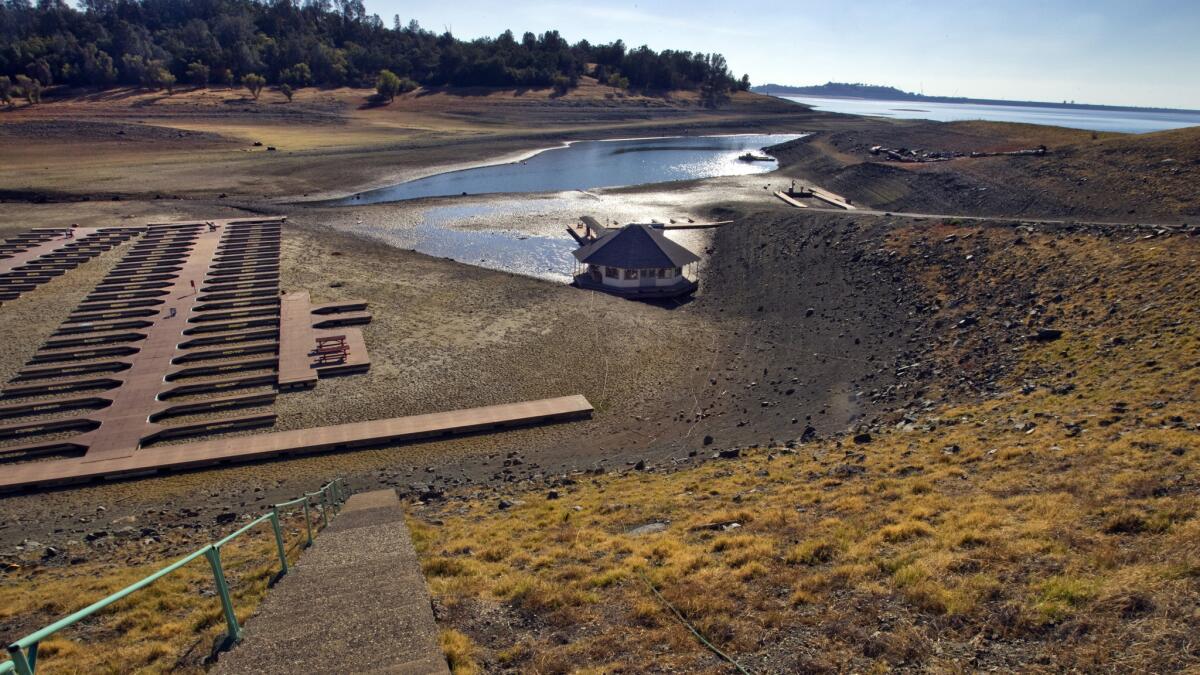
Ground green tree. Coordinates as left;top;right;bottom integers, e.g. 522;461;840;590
281;63;312;87
551;74;572;96
187;62;210;88
15;75;40;104
280;83;294;102
606;72;629;93
26;60;52;86
0;77;13;108
376;69;401;102
243;73;266;100
738;73;751;92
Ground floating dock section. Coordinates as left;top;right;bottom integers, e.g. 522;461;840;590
0;396;593;491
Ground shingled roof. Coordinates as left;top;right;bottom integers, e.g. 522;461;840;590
572;224;700;269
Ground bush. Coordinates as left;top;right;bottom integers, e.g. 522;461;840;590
280;84;293;102
551;74;571;95
187;62;210;88
376;69;401;102
242;73;266;100
14;74;40;104
280;63;312;88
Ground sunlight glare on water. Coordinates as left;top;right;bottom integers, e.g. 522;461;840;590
340;134;802;204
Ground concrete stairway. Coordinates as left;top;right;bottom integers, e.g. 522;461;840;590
214;489;449;674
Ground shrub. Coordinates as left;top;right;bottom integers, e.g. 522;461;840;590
280;84;293;102
376;69;401;102
242;73;266;99
187;62;209;88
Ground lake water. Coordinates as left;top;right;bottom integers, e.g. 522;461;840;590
343;196;713;283
781;95;1200;134
340;134;802;204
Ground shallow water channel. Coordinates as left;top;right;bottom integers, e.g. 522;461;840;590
340;133;801;204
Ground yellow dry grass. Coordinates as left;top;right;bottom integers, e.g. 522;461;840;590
411;224;1200;671
0;511;320;674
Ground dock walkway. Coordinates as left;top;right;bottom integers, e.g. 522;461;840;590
214;489;450;674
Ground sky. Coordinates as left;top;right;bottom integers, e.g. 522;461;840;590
363;0;1200;109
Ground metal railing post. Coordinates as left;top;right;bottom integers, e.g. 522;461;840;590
302;499;314;547
320;490;330;528
269;508;288;576
203;546;242;645
7;643;35;675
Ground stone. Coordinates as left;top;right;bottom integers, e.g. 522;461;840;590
628;522;668;536
1030;328;1063;342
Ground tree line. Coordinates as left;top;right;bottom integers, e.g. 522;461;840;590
0;0;749;106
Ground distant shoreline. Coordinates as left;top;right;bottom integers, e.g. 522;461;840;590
753;84;1200;116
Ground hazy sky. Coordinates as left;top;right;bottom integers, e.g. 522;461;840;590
364;0;1200;109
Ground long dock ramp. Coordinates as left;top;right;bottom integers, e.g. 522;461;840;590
0;395;593;492
214;489;449;674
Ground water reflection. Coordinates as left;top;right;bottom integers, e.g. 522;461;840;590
340;134;802;204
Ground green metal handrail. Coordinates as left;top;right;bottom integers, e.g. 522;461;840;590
2;477;348;675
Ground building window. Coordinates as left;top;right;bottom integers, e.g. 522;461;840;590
605;267;618;278
624;269;637;280
657;268;666;278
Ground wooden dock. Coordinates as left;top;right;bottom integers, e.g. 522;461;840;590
809;186;857;210
0;395;593;492
651;220;733;230
774;191;809;209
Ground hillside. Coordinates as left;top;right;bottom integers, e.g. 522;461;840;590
769;120;1200;223
753;82;1200;115
412;212;1200;672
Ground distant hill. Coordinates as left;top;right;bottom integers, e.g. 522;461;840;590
753;82;1200;115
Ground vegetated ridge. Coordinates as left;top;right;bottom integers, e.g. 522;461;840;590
0;0;748;105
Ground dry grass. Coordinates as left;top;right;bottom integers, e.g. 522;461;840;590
412;223;1200;672
0;510;321;674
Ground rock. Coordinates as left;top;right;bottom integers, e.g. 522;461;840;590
498;499;514;510
853;432;872;444
628;522;668;536
547;490;560;500
84;530;109;542
702;434;714;446
634;459;647;471
830;464;866;478
1029;328;1063;342
717;448;741;459
42;546;60;559
214;512;238;525
805;308;815;317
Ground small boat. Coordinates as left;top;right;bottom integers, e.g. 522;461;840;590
738;152;773;162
